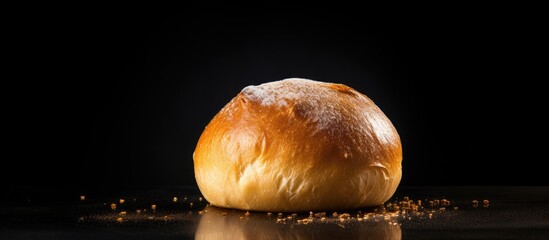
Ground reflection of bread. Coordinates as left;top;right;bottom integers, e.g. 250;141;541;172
195;206;402;240
194;78;402;211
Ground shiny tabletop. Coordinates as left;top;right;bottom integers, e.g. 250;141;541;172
1;186;548;239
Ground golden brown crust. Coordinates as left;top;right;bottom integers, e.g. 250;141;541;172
194;78;402;211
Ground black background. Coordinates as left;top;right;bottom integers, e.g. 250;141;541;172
4;6;546;196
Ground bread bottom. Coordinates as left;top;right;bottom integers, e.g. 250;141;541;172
196;160;401;212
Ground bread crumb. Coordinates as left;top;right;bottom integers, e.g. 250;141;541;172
472;200;479;207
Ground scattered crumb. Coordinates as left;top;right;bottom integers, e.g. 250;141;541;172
78;193;490;226
472;200;479;207
339;213;350;220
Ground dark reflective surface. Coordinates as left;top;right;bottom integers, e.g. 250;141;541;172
196;206;401;240
1;187;548;239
